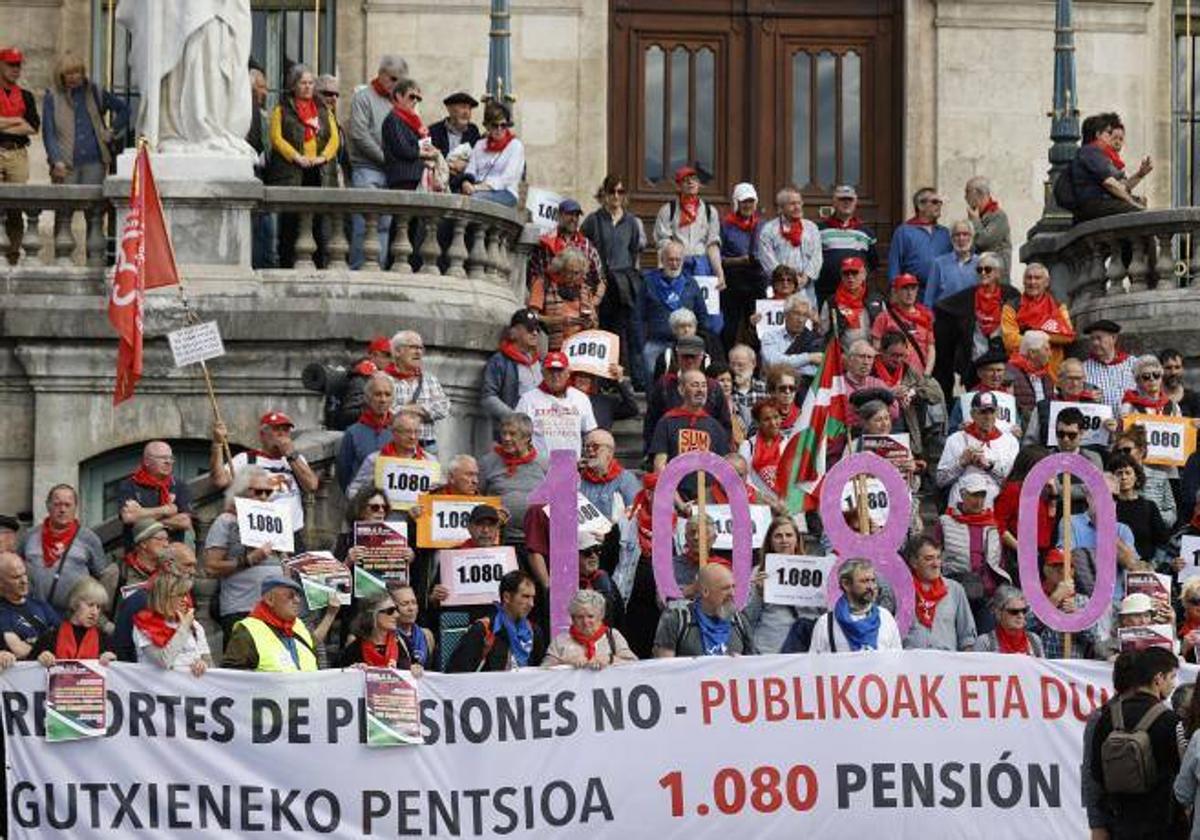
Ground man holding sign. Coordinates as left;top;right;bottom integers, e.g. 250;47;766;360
346;408;438;502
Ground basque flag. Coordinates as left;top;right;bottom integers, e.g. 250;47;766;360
108;144;179;404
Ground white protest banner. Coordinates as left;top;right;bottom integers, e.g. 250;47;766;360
1046;401;1113;448
754;299;786;340
0;654;1144;839
763;554;836;609
694;275;721;316
526;187;564;234
1124;413;1197;467
437;545;519;606
374;457;442;510
234;497;295;553
958;391;1018;434
416;494;502;549
563;330;620;378
167;321;225;368
674;504;772;550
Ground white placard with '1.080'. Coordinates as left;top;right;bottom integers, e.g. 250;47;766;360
763;554;836;609
695;276;721;316
234;498;295;553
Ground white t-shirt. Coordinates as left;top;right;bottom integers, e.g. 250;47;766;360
808;605;903;653
514;387;598;461
230;450;307;530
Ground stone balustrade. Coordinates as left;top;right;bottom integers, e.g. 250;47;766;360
0;184;108;269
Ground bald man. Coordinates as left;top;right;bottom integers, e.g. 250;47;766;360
580;429;639;519
0;551;59;661
653;563;755;657
115;440;194;554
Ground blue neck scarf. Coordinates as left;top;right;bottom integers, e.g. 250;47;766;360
692;600;732;656
648;270;689;310
833;597;881;651
396;624;428;667
493;604;534;667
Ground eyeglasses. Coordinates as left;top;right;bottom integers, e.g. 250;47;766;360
921;198;944;205
1116;447;1136;455
489;122;512;130
976;266;996;274
377;606;399;616
400;344;424;350
581;547;601;557
774;385;797;393
248;487;274;499
1055;430;1079;440
1139;372;1162;381
321;91;339;99
366;503;389;512
1004;607;1029;616
610;188;626;195
407;92;423;103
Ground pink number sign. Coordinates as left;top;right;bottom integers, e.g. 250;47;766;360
527;450;582;637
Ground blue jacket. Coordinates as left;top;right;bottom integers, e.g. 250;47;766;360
381;112;426;188
635;269;708;346
480;350;541;438
888;221;952;286
336;421;392;493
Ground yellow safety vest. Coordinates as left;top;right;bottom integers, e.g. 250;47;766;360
238;616;318;673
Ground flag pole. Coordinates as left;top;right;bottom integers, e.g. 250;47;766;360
697;471;708;567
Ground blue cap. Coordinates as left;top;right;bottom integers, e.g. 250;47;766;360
558;198;582;215
261;576;303;597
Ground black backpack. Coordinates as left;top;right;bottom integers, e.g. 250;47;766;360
1052;158;1078;211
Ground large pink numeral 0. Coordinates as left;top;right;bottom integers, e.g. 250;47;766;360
1016;453;1116;632
818;452;915;633
651;452;754;609
527;450;581;638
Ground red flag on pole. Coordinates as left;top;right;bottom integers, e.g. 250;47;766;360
108;144;180;404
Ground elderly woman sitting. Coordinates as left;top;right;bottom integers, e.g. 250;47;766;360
30;577;115;667
543;589;637;669
1120;354;1178;417
973;586;1043;656
527;247;600;351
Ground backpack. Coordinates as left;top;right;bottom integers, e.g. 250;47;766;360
672;604;752;654
1052;157;1078;211
1100;699;1167;795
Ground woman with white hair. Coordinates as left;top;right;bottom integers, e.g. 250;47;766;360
527;247;600;350
973;586;1043;656
1120;354;1179;417
1006;329;1055;425
543;589;637;668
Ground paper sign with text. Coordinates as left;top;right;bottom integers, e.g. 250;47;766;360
375;457;442;510
674;504;773;550
764;554;837;609
234;497;295;553
364;667;422;747
754;299;786;340
563;330;620;378
958;390;1018;434
437;546;519;606
416;494;502;549
45;661;106;742
353;521;410;591
285;552;352;610
1047;402;1113;448
1124;413;1197;467
695;275;721;316
167;321;225;368
839;476;894;529
525;187;564;233
1182;536;1200;568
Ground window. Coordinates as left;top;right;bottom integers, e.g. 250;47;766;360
80;441;213;528
789;47;863;192
641;42;719;186
1174;20;1200;207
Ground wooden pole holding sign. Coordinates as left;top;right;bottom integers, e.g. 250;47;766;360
696;472;708;567
854;474;870;535
1061;473;1073;659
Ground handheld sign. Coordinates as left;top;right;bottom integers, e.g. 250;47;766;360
235;497;295;553
1181;535;1200;570
754;299;786;340
363;668;422;747
525;187;564;233
1047;401;1113;448
437;546;518;606
546;492;612;536
1124;414;1196;467
353;521;411;593
285;552;352;610
838;476;893;529
958;391;1018;433
167;321;225;368
764;554;836;609
45;661;106;742
674;503;772;550
375;457;442;510
563;330;620;378
416;494;502;549
694;275;721;316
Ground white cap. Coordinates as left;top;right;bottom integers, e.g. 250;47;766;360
959;473;991;495
1119;593;1153;616
732;182;758;203
579;530;602;551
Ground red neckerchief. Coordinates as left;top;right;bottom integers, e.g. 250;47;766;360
498;339;538;367
133;609;178;648
779;217;805;247
249;601;296;637
1180;616;1200;641
1122;390;1170;412
780;402;800;429
834;282;867;329
662;406;709;427
1009;353;1049;379
392;103;428;138
538;230;586;257
631;490;655;555
579;569;601;590
678;195;700;227
751;433;782;480
360;634;400;668
995;625;1030;654
357;409;392;432
974;283;1002;337
1092;139;1125;171
964;422;1001;443
371;77;392;99
1057;387;1102;403
1016;293;1066;335
486;129;516;153
294;97;320;142
913;575;948;629
55;622;101;659
493;444;537;476
131;465;174;506
569;623;609;661
873;357;905;388
0;85;25;118
890;301;934;333
978;198;1000;217
1090;350;1130;366
379;441;426;459
582;460;624;485
722;211;760;233
822;215;861;230
386;363;420;381
40;520;79;569
538;380;570;398
946;506;997;528
711;481;759;504
904;216;934;228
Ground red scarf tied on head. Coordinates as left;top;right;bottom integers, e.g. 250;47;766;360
964;422;1002;443
360;634;400;668
581;460;624;486
677;195;700;228
569;623;609;661
834;282;867;329
913;575;948;629
55;622;101;660
1015;293;1067;335
40;519;79;569
995;625;1030;654
249;601;297;637
779;218;805;247
392;103;428;138
493;444;537;476
974;283;1002;337
131;465;174;506
132;609;179;648
1093;139;1126;172
498;339;539;367
486;129;516;154
294;97;321;143
358;409;392;432
0;85;26;119
723;211;760;233
1121;390;1170;412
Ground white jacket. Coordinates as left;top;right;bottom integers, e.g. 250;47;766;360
935;428;1019;506
809;605;903;653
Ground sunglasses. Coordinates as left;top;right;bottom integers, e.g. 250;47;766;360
366;502;389;512
377;606;399;616
1055;430;1079;440
610;188;626;195
581;547;601;556
1004;607;1029;616
248;487;274;499
976;266;996;274
1140;372;1162;380
321;91;339;98
1116;447;1136;455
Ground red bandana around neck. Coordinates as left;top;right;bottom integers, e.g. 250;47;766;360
131;466;173;506
569;623;609;661
779;217;805;247
723;211;760;233
1091;350;1130;367
486;129;516;153
873;358;904;387
133;609;179;648
995;625;1030;654
498;339;539;367
371;77;393;99
538;230;583;256
913;575;948;629
358;409;392;432
964;422;1001;443
493;444;537;476
392;104;428;138
1016;293;1065;335
0;85;25;119
1121;389;1170;412
780;402;800;429
294;97;320;142
55;622;101;660
1093;139;1125;171
360;634;400;667
663;406;709;427
904;216;934;228
822;215;861;230
710;481;758;505
386;363;420;381
891;302;933;333
538;380;569;398
834;283;867;329
946;506;997;528
1009;353;1049;379
41;520;79;568
677;195;700;227
380;441;426;460
974;284;1002;337
582;460;624;485
978;198;1000;218
249;601;296;637
1181;616;1200;641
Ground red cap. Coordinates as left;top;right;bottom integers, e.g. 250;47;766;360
543;351;570;370
353;359;378;376
1043;548;1065;567
674;166;698;184
841;256;865;273
259;411;295;428
892;272;919;288
367;336;391;354
0;48;23;65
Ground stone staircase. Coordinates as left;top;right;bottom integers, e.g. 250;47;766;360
612;392;648;471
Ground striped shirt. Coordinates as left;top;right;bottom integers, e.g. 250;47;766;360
1082;355;1137;414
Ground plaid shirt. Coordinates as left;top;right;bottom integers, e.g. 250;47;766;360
731;377;767;415
391;372;450;446
1028;594;1096;659
1082;354;1137;414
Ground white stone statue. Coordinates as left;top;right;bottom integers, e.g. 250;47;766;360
116;0;254;156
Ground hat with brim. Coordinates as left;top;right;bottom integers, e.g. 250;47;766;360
443;91;479;108
1119;592;1153;616
0;48;23;65
132;518;167;544
971;349;1010;371
959;473;991;494
261;576;304;597
469;504;501;524
1084;319;1122;336
675;335;706;355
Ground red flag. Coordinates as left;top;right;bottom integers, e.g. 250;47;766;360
108;146;180;404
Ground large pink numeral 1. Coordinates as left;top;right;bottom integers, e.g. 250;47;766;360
527;449;581;638
651;451;754;609
818;452;915;633
1017;453;1117;633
